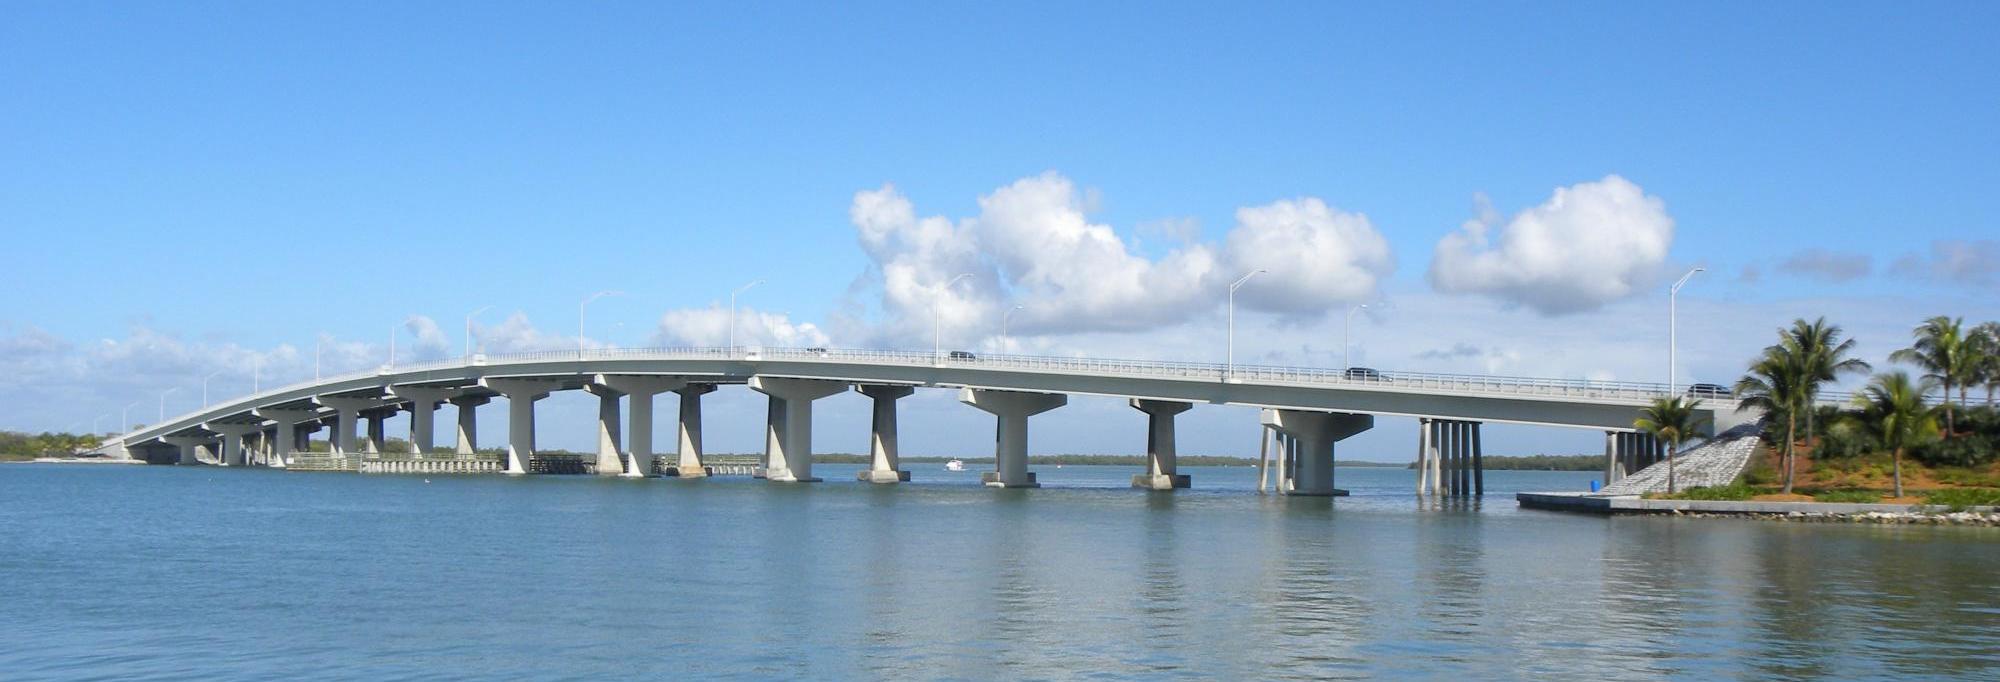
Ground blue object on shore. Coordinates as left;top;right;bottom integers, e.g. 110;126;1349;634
1589;480;1601;492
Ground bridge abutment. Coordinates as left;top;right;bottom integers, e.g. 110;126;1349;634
960;388;1067;488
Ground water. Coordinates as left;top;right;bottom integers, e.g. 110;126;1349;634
4;463;1998;680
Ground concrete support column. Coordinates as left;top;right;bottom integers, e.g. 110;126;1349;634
856;384;916;483
390;387;455;455
1472;421;1485;496
1262;409;1373;496
958;388;1067;489
480;379;557;475
1416;419;1431;495
1603;431;1620;484
450;396;490;455
207;423;260;467
584;383;626;476
254;409;316;468
749;376;849;483
316;397;380;460
595;375;688;478
162;436;208;466
670;383;717;477
1130;398;1194;490
361;407;397;455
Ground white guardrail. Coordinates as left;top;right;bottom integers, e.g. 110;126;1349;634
117;345;1761;446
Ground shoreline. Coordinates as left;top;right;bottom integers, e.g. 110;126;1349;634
1519;492;2000;525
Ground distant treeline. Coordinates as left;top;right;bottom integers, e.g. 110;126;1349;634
0;431;108;460
811;454;1401;467
1403;454;1601;471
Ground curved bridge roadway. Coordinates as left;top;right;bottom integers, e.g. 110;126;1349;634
94;346;1751;496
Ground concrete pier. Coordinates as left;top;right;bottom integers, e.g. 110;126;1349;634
959;388;1067;489
1418;418;1485;496
206;423;260;466
1262;409;1371;496
315;396;380;460
594;375;687;478
749;376;848;482
479;378;557;475
162;435;209;465
584;382;625;476
253;408;316;468
390;387;455;455
1130;398;1193;490
667;383;716;477
450;395;488;455
856;384;915;483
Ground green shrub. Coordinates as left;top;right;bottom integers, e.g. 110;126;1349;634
1670;485;1759;501
1958;406;2000;439
1812;489;1885;503
1923;488;2000;511
1933;466;2000;488
1814;420;1873;460
1741;451;1780;486
1911;433;1996;468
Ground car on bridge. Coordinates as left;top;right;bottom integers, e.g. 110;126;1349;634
1684;383;1731;399
949;350;978;361
1343;367;1382;381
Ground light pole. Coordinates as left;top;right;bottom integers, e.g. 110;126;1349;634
729;280;763;350
122;401;142;432
315;337;323;380
465;306;492;360
934;273;973;364
202;370;225;408
93;413;108;435
158;387;179;423
388;323;399;369
580;291;623;357
252;357;261;394
1669;267;1705;396
1227;269;1267;380
1001;304;1024;350
1344;304;1368;371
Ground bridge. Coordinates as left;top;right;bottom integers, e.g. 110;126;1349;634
92;346;1754;496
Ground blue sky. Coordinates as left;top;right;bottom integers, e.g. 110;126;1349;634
4;2;1997;459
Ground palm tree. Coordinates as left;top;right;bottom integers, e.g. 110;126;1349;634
1784;317;1871;446
1635;396;1709;495
1970;321;2000;406
1849;371;1940;499
1735;343;1808;494
1890;316;1970;435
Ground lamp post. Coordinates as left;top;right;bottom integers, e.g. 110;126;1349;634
158;387;178;423
202;370;224;408
934;273;973;364
1670;267;1705;396
93;413;108;436
465;306;492;360
1227;269;1267;380
580;291;623;358
388;323;398;369
1001;304;1024;351
122;401;142;432
729;280;763;350
252;357;260;394
1344;304;1368;371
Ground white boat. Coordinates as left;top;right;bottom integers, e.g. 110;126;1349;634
944;459;966;472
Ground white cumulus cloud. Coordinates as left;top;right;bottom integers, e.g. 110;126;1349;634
652;306;830;348
1428;175;1674;315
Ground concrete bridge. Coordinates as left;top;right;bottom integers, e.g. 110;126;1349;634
92;346;1752;496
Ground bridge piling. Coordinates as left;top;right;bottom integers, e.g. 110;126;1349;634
1263;409;1371;496
749;376;848;482
479;378;557;475
1130;399;1194;490
667;383;716;477
960;388;1067;488
594;375;688;477
857;384;916;483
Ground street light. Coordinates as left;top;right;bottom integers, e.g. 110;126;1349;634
252;357;261;394
580;291;623;357
1001;304;1025;350
93;413;108;435
122;401;142;432
729;280;763;350
1344;304;1369;370
1669;267;1705;396
315;336;324;380
934;273;973;364
202;370;225;408
465;306;492;360
1227;269;1267;380
158;387;179;423
388;323;399;369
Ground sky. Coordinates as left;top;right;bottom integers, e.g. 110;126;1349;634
4;2;1998;460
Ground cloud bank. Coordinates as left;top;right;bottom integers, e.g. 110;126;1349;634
1428;175;1674;315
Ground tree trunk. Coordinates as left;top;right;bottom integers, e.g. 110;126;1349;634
1944;380;1956;437
1892;447;1904;499
1782;416;1797;495
1667;437;1677;495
